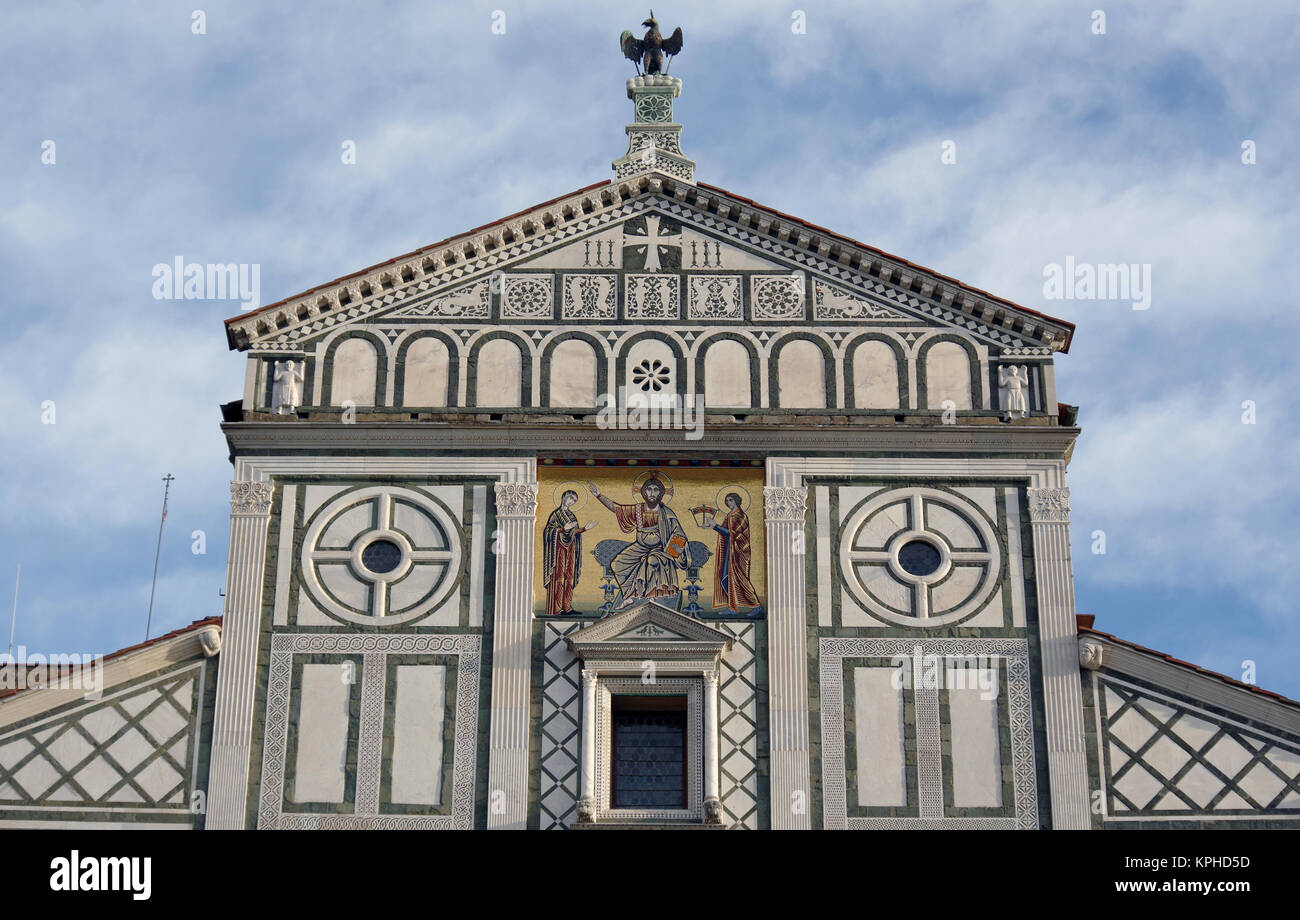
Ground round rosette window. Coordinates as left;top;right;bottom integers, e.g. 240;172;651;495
838;487;1001;626
300;486;462;625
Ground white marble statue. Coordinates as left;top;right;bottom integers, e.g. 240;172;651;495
272;359;304;415
999;364;1029;420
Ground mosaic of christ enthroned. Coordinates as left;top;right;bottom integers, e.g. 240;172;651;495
534;466;766;618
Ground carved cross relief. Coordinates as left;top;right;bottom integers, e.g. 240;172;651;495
623;215;681;272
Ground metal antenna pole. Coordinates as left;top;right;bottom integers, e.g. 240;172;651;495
7;564;18;659
145;474;174;642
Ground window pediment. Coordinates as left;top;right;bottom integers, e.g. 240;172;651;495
566;601;732;663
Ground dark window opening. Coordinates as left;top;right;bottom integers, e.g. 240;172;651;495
361;539;402;574
611;695;687;809
898;539;942;577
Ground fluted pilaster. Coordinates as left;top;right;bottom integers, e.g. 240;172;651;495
763;485;811;829
206;480;273;830
486;481;538;829
1027;487;1090;829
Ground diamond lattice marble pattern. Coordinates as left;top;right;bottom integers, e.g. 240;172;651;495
538;623;582;830
537;621;762;828
1100;678;1300;815
717;623;760;829
0;670;198;809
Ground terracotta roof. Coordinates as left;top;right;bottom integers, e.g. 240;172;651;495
697;181;1075;351
1077;615;1300;711
223;180;613;332
226;176;1075;351
0;616;221;702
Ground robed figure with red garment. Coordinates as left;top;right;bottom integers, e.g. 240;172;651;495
542;490;597;616
703;493;760;612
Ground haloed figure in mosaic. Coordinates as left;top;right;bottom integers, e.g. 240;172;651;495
700;492;759;612
588;476;688;610
543;490;598;616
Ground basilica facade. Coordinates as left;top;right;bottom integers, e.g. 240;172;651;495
2;74;1298;830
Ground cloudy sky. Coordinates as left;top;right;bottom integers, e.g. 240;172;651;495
2;2;1297;695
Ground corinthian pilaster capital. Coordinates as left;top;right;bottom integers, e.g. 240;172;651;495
1026;487;1070;523
763;486;808;523
494;481;539;519
230;480;273;516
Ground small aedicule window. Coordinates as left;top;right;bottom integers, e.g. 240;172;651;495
611;695;687;809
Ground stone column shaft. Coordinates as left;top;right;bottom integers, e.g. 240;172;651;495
206;481;273;830
703;669;721;823
1027;487;1091;829
579;669;599;823
763;486;811;829
485;481;538;829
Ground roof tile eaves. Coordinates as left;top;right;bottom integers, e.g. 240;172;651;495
695;181;1075;351
1078;625;1300;712
223;179;613;337
0;616;222;702
228;175;1074;353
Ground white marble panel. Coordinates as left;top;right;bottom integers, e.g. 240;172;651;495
477;339;523;406
295;593;335;626
422;485;464;523
703;339;752;408
403;337;449;407
777;341;825;408
854;667;907;806
390;665;447;806
852;340;899;409
853;500;908;549
292;664;352;804
331;338;379;407
388;563;446;615
930;565;984;612
319;502;373;548
947;666;1002;808
393;501;448;548
318;564;370;611
548;339;598;407
926;504;982;549
925;342;972;410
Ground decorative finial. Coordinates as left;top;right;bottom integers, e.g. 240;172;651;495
619;11;683;75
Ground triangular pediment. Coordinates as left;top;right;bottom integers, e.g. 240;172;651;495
227;178;1072;353
566;601;732;660
613;620;691;642
513;214;788;274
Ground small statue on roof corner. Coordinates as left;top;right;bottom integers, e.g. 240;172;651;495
620;11;684;75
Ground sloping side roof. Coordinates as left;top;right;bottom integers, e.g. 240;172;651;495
1078;615;1300;712
224;174;1075;352
0;616;220;704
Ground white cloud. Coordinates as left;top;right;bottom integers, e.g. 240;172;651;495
1070;374;1299;616
0;0;1297;694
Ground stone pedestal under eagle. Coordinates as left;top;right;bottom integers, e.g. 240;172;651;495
620;12;684;75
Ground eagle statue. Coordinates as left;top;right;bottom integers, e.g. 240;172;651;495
620;11;683;75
